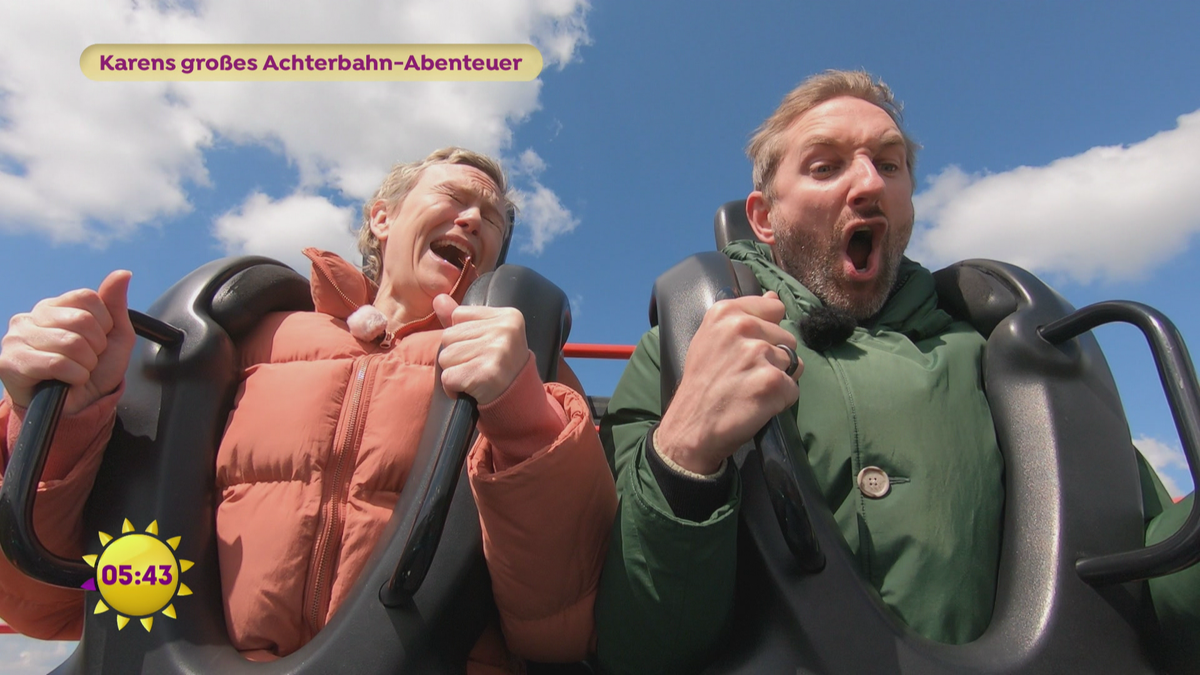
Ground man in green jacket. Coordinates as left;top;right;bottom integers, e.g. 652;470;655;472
595;70;1197;674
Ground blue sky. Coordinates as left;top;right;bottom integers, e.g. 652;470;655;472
2;0;1199;666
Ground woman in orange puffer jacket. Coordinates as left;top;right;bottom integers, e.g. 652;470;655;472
0;147;617;672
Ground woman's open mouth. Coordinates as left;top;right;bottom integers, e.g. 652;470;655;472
430;239;473;271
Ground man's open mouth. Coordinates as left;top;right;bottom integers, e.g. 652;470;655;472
847;228;873;272
430;239;473;270
843;222;885;277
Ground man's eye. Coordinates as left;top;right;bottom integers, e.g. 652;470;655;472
812;164;837;176
878;161;901;174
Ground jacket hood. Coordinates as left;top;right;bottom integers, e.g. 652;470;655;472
722;240;953;341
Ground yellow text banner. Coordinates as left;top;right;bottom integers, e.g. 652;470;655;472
80;44;543;82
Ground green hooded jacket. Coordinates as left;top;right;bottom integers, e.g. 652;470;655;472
595;242;1198;675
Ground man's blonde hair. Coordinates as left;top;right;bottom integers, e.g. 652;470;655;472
358;147;516;283
747;70;920;200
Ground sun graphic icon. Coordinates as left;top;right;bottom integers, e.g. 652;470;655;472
81;519;194;632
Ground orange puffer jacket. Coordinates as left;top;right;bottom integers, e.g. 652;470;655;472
0;250;617;671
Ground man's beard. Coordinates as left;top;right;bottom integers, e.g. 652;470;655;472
769;209;909;321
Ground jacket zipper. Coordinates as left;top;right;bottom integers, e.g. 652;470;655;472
298;248;466;635
306;354;376;636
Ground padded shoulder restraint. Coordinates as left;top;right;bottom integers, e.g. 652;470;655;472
649;205;1193;671
1;255;571;674
713;199;755;250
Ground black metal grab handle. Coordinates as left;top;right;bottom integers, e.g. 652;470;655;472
380;395;479;605
380;265;570;606
652;252;823;573
755;416;826;573
1039;300;1200;585
717;287;824;574
0;310;183;588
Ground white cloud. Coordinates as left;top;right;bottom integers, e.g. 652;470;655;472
910;110;1200;284
1133;435;1192;499
513;147;548;176
513;181;579;254
570;292;583;320
0;0;590;252
212;191;359;274
506;149;578;254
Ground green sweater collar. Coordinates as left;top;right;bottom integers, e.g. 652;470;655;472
721;240;953;340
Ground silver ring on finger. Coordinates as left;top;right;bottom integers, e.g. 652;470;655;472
777;343;799;378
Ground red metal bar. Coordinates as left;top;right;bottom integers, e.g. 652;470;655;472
563;343;635;359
